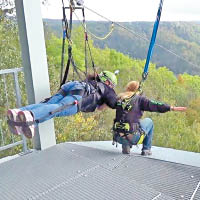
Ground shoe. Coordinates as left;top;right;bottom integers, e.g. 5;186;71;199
141;149;152;156
122;144;130;154
18;111;35;139
7;109;22;135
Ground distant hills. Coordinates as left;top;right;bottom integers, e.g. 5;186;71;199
43;19;200;75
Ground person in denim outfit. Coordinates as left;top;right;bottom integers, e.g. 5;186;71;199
7;71;118;139
113;81;187;156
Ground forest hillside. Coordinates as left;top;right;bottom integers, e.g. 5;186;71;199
44;19;200;76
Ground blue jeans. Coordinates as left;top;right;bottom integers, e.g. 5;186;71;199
140;118;154;150
117;118;154;150
20;81;84;123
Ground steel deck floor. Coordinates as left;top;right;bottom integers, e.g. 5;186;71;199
0;143;200;200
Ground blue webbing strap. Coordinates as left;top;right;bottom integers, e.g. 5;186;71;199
142;0;164;81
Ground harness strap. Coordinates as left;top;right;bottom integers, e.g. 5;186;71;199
112;131;133;148
113;122;146;146
114;130;145;147
7;119;35;127
60;47;72;87
49;100;78;116
60;0;69;84
60;1;75;87
82;8;88;76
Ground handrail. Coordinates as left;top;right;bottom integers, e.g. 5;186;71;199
0;67;23;75
0;67;28;156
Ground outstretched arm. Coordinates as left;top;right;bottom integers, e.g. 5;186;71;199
140;96;187;113
170;106;187;112
140;96;171;113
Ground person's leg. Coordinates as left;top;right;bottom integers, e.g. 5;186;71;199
19;93;63;111
16;94;63;127
8;81;83;137
20;103;45;112
27;81;84;122
122;144;130;154
7;102;45;136
8;93;65;137
16;93;63;122
61;81;86;92
17;94;81;138
54;95;81;117
8;80;81;122
31;95;82;123
122;134;143;154
117;137;130;154
139;118;154;155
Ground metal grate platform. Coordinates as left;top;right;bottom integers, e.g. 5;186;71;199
0;143;200;200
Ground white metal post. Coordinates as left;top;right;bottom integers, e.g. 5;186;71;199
15;0;56;150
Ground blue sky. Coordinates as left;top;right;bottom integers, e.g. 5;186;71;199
41;0;200;21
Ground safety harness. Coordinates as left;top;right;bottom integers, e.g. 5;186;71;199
60;0;97;88
112;93;146;147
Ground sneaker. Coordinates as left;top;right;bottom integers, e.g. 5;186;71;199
122;144;130;154
141;149;152;156
18;110;35;139
7;109;22;135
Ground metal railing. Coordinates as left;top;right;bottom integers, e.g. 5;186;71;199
0;68;28;155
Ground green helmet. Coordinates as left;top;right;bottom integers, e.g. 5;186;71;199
99;71;117;87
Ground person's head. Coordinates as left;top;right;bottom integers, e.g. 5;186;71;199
125;81;139;92
118;81;140;100
99;71;117;88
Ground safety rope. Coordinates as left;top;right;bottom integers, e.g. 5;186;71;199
81;8;88;76
87;23;114;40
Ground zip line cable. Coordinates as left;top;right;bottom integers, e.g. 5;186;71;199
83;5;200;71
155;43;200;70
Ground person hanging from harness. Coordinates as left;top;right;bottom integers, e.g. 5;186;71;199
7;71;118;139
112;81;187;156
